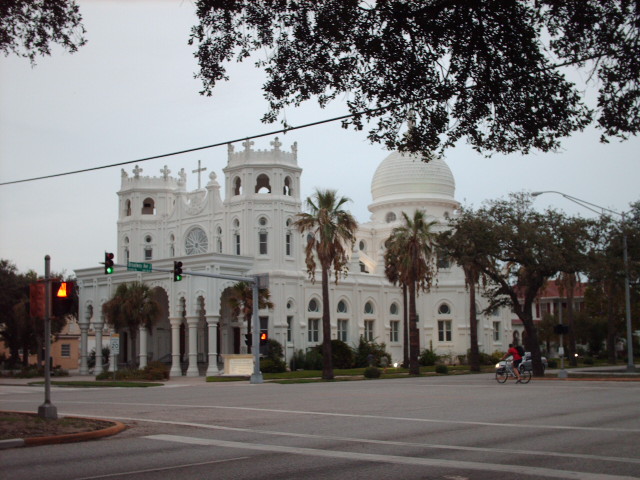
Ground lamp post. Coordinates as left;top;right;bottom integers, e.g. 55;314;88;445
532;191;635;372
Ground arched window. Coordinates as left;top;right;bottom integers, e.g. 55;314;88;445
438;303;451;315
359;240;366;251
364;301;374;315
216;226;223;253
390;303;399;315
255;174;271;193
308;299;320;312
283;176;293;196
141;198;155;215
234;177;242;195
125;199;131;216
337;300;348;313
386;212;396;223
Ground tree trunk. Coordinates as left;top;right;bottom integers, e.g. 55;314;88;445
520;299;545;376
409;282;420;375
321;266;334;380
606;282;617;364
468;276;480;372
403;284;409;368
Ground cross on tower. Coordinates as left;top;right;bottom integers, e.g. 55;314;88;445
242;139;254;151
192;160;207;189
270;137;282;151
132;165;143;178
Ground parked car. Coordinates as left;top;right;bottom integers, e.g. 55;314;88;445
495;352;547;373
521;352;548;372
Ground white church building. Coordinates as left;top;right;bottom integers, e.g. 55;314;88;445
75;139;515;376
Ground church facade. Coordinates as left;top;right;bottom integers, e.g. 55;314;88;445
74;139;515;376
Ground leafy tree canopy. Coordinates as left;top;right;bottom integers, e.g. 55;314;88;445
0;0;86;65
191;0;639;156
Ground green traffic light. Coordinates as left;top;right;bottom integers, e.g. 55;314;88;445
175;274;182;281
106;266;114;274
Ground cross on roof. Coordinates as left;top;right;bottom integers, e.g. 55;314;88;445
242;139;254;151
132;165;143;178
271;137;282;151
192;160;207;189
160;165;171;180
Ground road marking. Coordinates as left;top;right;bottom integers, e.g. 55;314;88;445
80;414;640;466
65;400;640;433
72;456;249;479
145;434;640;480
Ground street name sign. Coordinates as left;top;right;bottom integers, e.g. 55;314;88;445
127;261;152;272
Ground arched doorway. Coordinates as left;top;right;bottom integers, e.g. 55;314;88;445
150;287;171;362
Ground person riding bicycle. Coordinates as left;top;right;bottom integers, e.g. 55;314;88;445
502;344;523;382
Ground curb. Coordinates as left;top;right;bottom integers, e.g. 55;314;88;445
0;413;127;449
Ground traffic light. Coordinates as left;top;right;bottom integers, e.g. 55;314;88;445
52;281;75;317
104;252;114;274
173;261;183;282
260;331;268;346
244;333;252;346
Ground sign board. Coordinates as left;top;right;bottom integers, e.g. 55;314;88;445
127;261;152;272
222;354;254;376
110;334;120;354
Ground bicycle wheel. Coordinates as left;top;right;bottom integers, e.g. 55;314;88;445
519;369;532;384
495;369;508;383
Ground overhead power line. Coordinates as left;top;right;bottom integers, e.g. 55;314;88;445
0;106;392;187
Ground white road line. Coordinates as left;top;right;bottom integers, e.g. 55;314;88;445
74;414;640;466
63;400;640;433
72;456;249;480
145;434;640;480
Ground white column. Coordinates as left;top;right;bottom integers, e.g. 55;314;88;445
170;318;182;377
108;329;117;373
79;323;90;375
94;321;104;375
186;317;199;377
139;326;148;369
206;315;220;376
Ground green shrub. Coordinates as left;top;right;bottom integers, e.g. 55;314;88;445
548;359;558;369
289;349;306;371
260;358;287;373
435;364;449;375
364;367;381;379
303;348;323;370
264;339;284;362
419;348;438;366
143;361;169;380
354;337;390;368
330;339;354;368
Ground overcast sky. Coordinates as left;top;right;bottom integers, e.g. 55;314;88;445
1;0;638;276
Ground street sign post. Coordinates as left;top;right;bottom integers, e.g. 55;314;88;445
127;262;152;272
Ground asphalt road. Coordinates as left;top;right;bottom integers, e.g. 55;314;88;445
1;374;639;480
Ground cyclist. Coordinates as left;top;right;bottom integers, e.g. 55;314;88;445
501;344;523;382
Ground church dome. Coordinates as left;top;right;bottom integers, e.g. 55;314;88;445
370;151;455;204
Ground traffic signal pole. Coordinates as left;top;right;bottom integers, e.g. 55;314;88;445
38;255;58;419
105;262;265;384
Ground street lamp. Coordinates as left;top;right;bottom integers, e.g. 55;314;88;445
531;191;635;372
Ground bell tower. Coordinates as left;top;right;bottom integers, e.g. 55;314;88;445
222;138;302;272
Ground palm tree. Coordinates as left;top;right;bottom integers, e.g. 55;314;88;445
436;227;486;372
102;282;160;366
294;189;358;380
227;281;274;352
385;210;437;375
384;243;409;367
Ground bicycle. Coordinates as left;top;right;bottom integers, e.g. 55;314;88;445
495;359;532;384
